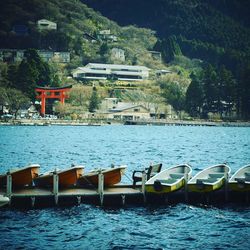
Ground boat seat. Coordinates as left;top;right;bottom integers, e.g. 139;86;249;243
169;173;184;179
196;179;206;184
132;163;162;187
235;177;246;184
208;173;224;178
244;172;250;179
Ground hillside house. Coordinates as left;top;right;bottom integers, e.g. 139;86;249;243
149;51;162;61
37;19;57;30
73;63;149;81
0;49;70;63
111;48;125;61
96;102;150;121
98;29;118;42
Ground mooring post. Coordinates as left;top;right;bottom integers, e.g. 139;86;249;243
53;169;59;205
77;196;81;205
98;172;104;206
121;194;126;206
184;168;189;202
31;197;36;208
224;171;229;202
6;173;12;205
142;170;146;203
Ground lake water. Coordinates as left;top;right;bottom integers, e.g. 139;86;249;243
0;125;250;249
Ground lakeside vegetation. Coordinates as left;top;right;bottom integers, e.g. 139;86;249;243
0;0;249;120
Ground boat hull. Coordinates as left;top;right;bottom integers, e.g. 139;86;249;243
229;165;250;192
229;182;250;192
188;179;225;192
34;167;83;188
145;179;185;194
0;195;9;208
0;165;40;188
145;164;192;194
77;166;126;187
188;164;230;193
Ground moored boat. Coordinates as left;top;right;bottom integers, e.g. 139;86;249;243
0;195;9;208
145;164;192;194
229;164;250;192
77;165;127;188
188;164;231;192
0;164;40;188
33;165;84;188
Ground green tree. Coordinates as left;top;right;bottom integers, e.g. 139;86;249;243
202;64;219;115
217;65;236;116
16;49;52;99
186;72;204;117
7;64;18;88
162;81;185;116
16;60;39;99
88;87;100;112
5;88;30;118
0;63;9;88
239;65;250;119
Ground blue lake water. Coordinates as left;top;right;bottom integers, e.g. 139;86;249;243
0;125;250;249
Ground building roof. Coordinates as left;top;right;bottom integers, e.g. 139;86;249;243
86;63;150;71
109;103;149;112
35;85;72;91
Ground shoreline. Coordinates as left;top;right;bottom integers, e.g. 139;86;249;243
0;119;250;127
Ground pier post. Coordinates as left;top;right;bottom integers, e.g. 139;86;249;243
98;173;104;206
121;194;126;206
31;197;36;208
53;170;59;205
142;170;146;203
224;171;229;202
184;168;189;202
77;196;81;205
6;173;12;204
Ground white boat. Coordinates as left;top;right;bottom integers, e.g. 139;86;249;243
229;164;250;192
145;164;192;194
188;164;231;192
0;195;9;208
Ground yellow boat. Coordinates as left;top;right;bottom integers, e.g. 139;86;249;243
0;195;9;207
229;164;250;192
188;164;231;193
145;164;192;194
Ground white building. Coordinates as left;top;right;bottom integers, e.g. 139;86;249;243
37;19;57;30
111;48;125;62
73;63;150;81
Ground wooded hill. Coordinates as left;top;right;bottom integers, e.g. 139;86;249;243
0;0;163;69
82;0;250;75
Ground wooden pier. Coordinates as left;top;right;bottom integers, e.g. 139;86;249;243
0;172;249;208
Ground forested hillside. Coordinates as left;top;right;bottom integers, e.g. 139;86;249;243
0;0;160;68
82;0;250;74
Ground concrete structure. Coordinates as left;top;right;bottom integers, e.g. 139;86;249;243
0;49;70;63
73;63;150;81
111;48;125;62
37;19;57;30
38;51;70;63
97;102;150;121
98;29;117;42
149;51;162;61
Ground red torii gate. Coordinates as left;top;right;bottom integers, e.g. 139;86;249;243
35;85;72;116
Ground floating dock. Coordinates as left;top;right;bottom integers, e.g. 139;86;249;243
0;172;249;208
